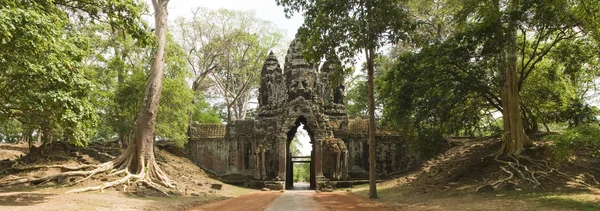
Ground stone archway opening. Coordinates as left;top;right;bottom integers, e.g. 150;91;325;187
286;116;316;190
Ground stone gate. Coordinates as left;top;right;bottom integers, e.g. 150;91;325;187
187;37;416;190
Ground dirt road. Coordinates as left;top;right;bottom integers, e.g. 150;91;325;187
188;186;391;211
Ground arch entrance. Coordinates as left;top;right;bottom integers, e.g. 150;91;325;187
285;116;316;189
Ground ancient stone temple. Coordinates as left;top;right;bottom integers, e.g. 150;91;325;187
187;37;414;190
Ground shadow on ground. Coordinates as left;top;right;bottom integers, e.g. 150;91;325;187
0;192;54;206
290;182;311;191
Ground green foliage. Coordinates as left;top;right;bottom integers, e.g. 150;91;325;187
290;135;310;182
0;118;23;143
346;56;389;118
380;0;600;141
289;136;303;156
293;163;310;182
0;0;150;147
156;36;194;148
172;8;286;122
0;1;95;146
380;35;496;137
276;0;414;63
546;124;600;164
346;76;369;118
191;94;221;124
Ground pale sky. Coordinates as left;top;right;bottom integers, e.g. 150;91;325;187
294;123;312;156
145;0;303;40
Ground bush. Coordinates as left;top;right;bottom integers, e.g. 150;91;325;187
545;124;600;163
401;126;444;160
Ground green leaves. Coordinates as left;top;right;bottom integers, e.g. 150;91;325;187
0;0;150;147
172;7;286;122
546;124;600;163
277;0;414;63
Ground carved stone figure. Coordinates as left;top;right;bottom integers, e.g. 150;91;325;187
333;84;345;105
189;33;410;190
323;137;349;180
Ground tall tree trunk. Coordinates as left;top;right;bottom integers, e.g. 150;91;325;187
109;0;173;188
116;37;127;148
498;0;532;156
366;47;378;199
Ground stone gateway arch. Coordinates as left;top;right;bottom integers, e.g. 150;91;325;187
187;37;415;190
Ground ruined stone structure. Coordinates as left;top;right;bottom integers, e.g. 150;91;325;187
188;37;415;190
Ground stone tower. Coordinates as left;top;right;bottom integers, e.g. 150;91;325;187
187;35;410;191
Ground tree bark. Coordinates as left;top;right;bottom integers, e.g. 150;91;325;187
116;36;127;149
111;0;172;187
366;47;378;199
498;0;532;156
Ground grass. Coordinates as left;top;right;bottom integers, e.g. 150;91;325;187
507;192;600;211
349;181;600;211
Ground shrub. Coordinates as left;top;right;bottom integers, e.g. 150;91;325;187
545;124;600;163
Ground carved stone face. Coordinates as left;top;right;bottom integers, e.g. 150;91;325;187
290;79;309;93
288;70;316;99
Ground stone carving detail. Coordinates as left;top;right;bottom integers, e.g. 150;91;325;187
187;33;412;188
254;143;267;180
324;137;349;180
333;84;345;105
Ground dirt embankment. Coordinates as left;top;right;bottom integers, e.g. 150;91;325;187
0;141;256;210
350;138;600;210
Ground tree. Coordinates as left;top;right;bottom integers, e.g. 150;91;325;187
108;0;173;192
155;35;195;147
73;0;174;193
172;8;285;122
0;0;178;194
453;0;600;156
378;0;600;157
347;56;390;119
0;0;149;147
276;0;414;198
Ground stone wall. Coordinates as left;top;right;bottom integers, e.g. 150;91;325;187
188;121;416;180
186;36;416;188
188;123;229;175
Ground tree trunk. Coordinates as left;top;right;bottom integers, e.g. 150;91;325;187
521;104;538;134
498;0;532;156
36;128;42;144
116;38;127;149
366;47;378;199
112;0;172;187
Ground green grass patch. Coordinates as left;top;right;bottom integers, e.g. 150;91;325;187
537;193;600;211
507;192;600;211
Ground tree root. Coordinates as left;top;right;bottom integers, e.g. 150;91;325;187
12;163;96;172
0;151;175;196
491;166;514;186
490;154;599;190
67;171;142;194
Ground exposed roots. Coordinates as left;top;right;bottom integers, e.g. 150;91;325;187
0;151;175;196
490;153;598;190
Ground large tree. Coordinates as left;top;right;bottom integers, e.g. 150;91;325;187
454;0;600;156
0;0;149;147
1;0;177;194
276;0;413;198
379;0;600;157
172;8;285;122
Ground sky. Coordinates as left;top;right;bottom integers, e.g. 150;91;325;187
145;0;303;40
293;123;312;156
149;1;313;155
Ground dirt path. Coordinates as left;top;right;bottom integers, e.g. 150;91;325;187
265;190;326;211
189;188;391;211
313;192;393;211
188;192;282;211
0;190;224;211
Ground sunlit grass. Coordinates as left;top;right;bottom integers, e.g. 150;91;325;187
515;192;600;211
